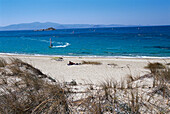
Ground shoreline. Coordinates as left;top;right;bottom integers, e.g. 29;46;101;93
1;53;170;60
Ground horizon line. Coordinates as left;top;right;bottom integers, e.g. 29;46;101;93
1;22;170;27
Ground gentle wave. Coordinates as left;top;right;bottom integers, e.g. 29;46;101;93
21;37;57;43
53;43;70;48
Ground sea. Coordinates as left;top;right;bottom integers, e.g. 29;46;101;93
0;26;170;58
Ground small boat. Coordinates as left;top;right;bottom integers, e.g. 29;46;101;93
49;38;53;48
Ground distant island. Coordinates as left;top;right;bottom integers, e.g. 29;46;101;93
0;22;132;31
34;27;56;31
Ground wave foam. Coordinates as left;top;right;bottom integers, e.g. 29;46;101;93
21;37;59;43
53;43;70;48
21;37;70;46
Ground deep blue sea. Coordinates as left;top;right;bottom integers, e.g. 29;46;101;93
0;26;170;57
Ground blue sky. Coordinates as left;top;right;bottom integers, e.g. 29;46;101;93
0;0;170;26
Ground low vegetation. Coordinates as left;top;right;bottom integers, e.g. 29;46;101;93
107;63;118;66
51;57;63;61
0;58;169;113
0;57;7;67
0;57;68;113
145;62;170;87
82;61;102;65
145;62;165;74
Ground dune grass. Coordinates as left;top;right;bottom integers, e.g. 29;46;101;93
0;57;7;67
0;77;69;113
145;62;169;81
0;58;68;113
144;62;170;99
145;62;165;74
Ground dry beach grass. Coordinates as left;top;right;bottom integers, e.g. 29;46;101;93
0;56;169;113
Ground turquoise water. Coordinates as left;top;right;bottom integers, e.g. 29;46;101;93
0;26;170;57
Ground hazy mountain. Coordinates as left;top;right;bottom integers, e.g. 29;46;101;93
0;22;128;30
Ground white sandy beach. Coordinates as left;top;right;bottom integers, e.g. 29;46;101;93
1;54;170;84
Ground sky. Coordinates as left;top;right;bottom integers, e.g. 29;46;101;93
0;0;170;26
